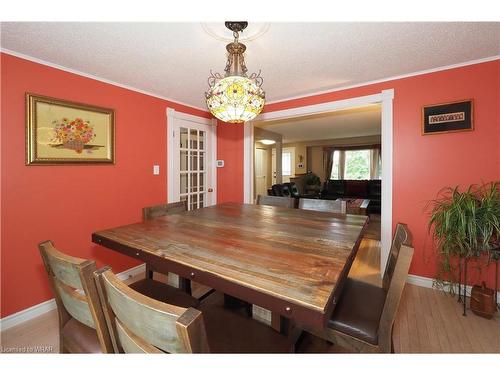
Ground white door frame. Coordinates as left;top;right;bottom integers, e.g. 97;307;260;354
166;108;217;206
244;89;394;273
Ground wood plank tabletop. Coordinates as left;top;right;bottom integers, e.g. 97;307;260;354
92;202;368;328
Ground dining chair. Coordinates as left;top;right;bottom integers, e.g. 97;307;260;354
304;223;414;353
40;241;198;353
298;198;347;214
94;267;292;353
256;195;295;208
39;240;113;353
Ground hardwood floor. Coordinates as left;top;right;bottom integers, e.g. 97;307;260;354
356;238;500;353
1;238;499;353
393;282;500;353
363;214;381;241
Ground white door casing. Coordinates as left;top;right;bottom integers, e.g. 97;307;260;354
167;108;217;209
245;89;394;274
271;149;276;185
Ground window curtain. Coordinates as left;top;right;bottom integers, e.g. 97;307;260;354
338;150;346;179
324;149;335;181
370;148;380;179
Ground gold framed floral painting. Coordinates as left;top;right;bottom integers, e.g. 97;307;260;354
26;93;115;165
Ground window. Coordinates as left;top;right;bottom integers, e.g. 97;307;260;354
330;148;379;180
344;150;370;180
330;151;340;179
282;152;292;176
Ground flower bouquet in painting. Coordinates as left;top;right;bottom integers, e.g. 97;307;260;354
51;117;96;153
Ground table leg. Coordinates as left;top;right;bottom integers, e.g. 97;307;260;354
271;312;282;332
271;313;303;352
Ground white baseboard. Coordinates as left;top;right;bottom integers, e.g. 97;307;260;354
0;263;146;332
0;299;58;333
407;273;500;300
407;274;435;288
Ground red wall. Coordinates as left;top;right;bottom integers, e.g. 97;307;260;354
221;60;500;286
2;53;499;318
216;121;244;203
0;53;210;317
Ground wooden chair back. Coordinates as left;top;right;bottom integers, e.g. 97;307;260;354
382;223;412;291
94;267;209;353
298;198;346;214
378;223;414;352
142;201;187;220
38;240;113;352
256;195;295;208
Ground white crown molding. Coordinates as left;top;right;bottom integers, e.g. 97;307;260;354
0;263;146;332
0;48;209;113
266;55;500;105
3;48;498;112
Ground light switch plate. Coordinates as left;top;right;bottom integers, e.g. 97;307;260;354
153;165;160;175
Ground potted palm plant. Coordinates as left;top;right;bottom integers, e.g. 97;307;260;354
428;181;499;316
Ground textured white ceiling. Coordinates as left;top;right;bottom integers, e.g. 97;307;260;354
254;105;381;143
1;22;499;110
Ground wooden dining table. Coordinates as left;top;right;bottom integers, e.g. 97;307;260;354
92;202;368;331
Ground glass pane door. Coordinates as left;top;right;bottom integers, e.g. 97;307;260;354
179;127;206;210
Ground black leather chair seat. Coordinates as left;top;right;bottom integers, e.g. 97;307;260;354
61;318;102;353
129;278;199;308
328;278;386;345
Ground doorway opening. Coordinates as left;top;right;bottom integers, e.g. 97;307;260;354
245;90;394;273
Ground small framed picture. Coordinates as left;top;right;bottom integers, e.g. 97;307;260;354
422;99;473;135
26;93;115;165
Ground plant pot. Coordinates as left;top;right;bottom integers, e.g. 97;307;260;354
470;282;496;319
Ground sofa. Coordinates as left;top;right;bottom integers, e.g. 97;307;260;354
321;179;381;214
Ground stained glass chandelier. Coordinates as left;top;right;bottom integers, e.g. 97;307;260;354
205;22;265;123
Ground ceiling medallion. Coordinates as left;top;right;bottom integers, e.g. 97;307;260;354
205;21;265;124
201;22;270;43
